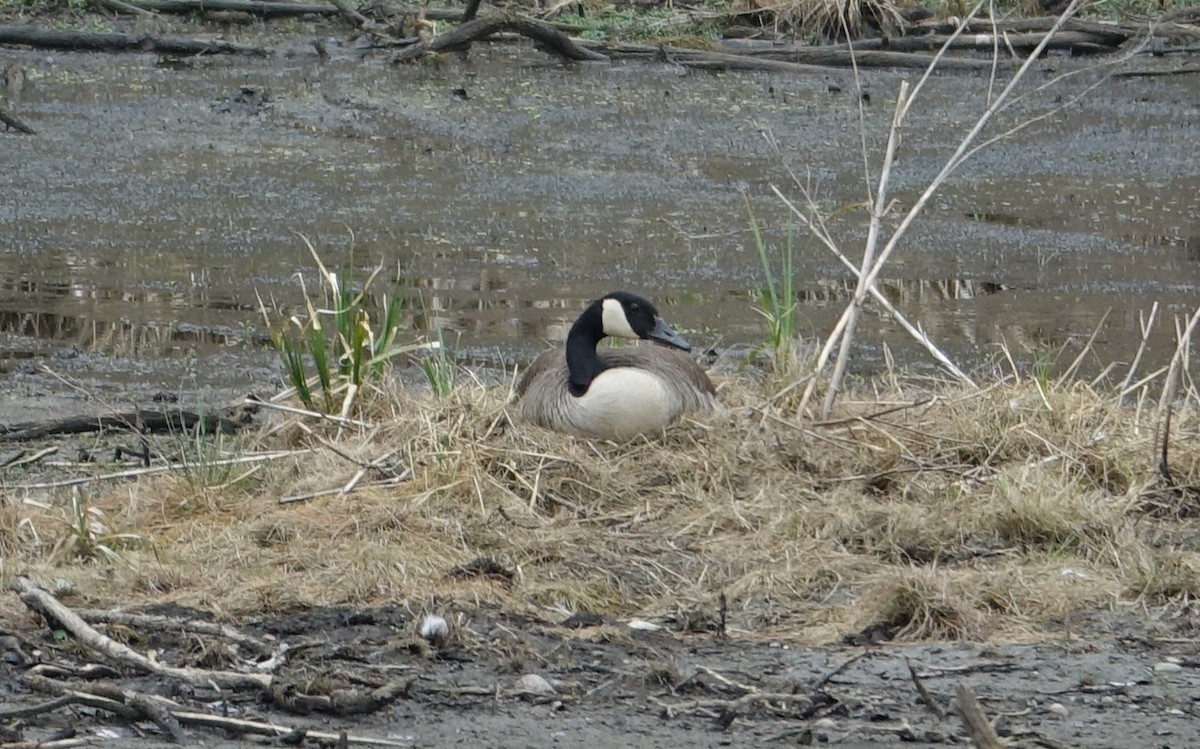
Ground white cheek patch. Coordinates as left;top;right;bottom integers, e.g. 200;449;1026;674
601;298;639;339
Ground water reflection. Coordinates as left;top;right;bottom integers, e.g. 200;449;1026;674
0;272;1036;363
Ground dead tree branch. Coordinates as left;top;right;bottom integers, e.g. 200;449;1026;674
0;25;269;55
12;576;274;691
392;13;608;63
0;102;35;133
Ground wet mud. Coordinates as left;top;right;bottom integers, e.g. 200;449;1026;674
4;603;1200;747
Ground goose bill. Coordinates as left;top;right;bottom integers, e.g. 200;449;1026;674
647;318;692;352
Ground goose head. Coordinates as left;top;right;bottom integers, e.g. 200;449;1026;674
597;291;692;351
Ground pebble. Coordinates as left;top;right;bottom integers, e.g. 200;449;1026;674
518;673;555;695
1047;703;1069;717
1153;662;1183;673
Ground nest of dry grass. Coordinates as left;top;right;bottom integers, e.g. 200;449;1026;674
5;367;1200;645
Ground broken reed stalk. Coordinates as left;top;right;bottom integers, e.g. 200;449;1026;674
791;0;1085;420
1154;306;1200;474
768;183;973;388
1121;301;1160;395
823;78;909;420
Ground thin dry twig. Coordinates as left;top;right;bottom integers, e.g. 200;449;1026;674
907;658;946;719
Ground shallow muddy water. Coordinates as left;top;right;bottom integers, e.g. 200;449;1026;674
1;40;1198;404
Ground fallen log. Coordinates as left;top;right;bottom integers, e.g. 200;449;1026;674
1113;65;1200;77
392;13;608;63
103;0;465;21
909;16;1135;46
820;29;1120;53
0;407;253;442
725;45;1001;70
0;25;269;55
599;41;997;71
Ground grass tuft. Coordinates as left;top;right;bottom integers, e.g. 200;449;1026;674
732;0;905;41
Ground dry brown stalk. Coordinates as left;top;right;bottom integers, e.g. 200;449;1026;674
1113;307;1161;396
1154;307;1200;475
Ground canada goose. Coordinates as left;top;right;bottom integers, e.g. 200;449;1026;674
514;291;718;441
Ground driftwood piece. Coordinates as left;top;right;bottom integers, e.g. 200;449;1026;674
12;576;274;691
97;0;158;16
393;13;608;63
75;607;276;657
326;0;386;34
823;30;1120;53
18;671;409;747
1114;65;1200;77
0;101;35;133
0;407;251;442
597;40;995;71
270;678;415;715
954;683;1007;749
911;16;1134;45
674;45;994;71
106;0;464;21
0;25;269;55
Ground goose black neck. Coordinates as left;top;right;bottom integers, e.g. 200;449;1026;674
565;303;609;397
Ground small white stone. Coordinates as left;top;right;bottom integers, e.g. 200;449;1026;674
1047;703;1069;717
518;673;555;694
627;619;661;631
419;614;449;647
813;717;838;730
1154;662;1183;673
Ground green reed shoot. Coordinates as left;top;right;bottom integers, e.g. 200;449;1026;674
747;203;798;354
261;235;423;417
419;328;456;398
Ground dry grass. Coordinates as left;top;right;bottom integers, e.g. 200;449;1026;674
4;365;1200;645
732;0;906;41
